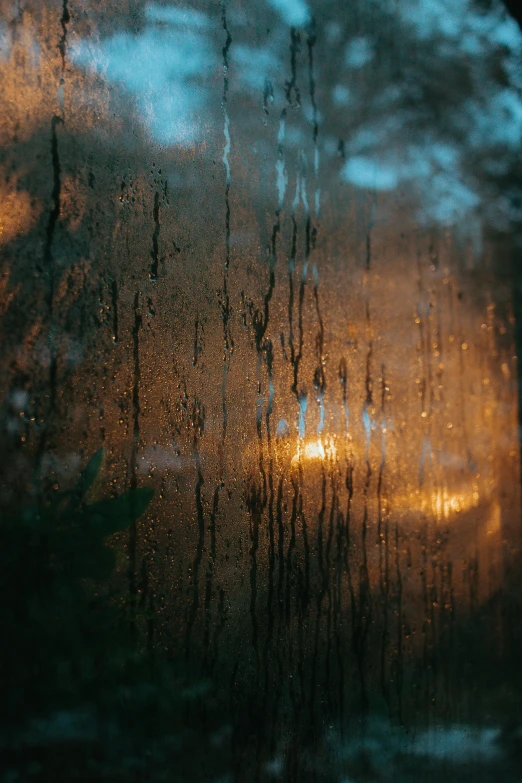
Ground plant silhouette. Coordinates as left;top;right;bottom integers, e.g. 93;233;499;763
0;450;153;726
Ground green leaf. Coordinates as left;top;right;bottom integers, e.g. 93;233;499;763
75;449;105;502
85;488;154;536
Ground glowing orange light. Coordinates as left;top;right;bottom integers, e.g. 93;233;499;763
424;487;479;521
291;439;337;466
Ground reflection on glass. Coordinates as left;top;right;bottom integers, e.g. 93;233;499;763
1;1;521;780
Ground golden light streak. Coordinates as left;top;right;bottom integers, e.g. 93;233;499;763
291;438;337;466
426;486;479;521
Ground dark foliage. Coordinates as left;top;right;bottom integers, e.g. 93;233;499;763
0;451;153;725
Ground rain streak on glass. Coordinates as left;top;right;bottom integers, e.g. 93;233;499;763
1;1;522;780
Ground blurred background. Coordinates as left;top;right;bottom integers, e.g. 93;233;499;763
1;1;522;780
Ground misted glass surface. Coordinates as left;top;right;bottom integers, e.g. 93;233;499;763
1;1;522;780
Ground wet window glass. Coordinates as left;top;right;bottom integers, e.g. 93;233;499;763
1;1;522;780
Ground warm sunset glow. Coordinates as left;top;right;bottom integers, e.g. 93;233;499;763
291;439;338;466
390;486;483;523
425;487;479;521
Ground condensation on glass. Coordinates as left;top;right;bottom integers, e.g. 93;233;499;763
1;0;521;779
